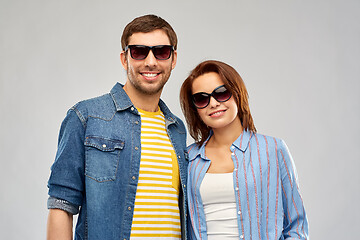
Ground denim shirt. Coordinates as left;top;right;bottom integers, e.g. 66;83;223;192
47;83;189;240
187;130;308;240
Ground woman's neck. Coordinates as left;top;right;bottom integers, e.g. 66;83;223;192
208;119;243;148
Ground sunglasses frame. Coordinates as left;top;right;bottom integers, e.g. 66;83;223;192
124;45;174;60
191;85;232;109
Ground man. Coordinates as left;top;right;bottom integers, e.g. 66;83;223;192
47;15;188;240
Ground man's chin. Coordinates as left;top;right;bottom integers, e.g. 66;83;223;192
137;84;164;96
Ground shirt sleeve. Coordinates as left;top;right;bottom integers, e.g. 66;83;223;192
278;139;309;239
47;196;79;215
47;108;86;211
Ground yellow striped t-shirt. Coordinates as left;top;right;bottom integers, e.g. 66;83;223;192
130;108;181;239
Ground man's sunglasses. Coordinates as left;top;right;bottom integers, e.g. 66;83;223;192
124;45;174;60
192;85;232;109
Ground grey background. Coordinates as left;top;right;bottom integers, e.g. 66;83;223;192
1;0;359;239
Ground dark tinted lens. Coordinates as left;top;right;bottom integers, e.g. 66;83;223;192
213;86;231;102
130;46;149;60
153;46;172;60
192;93;210;108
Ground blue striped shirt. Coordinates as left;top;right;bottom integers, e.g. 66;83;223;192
187;130;308;240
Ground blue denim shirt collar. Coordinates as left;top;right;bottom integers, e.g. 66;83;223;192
188;130;253;162
159;98;179;127
110;82;179;126
110;82;133;111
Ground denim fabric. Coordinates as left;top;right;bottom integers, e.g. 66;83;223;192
47;82;189;240
187;130;308;240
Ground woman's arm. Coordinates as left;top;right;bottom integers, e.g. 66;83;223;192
279;140;309;239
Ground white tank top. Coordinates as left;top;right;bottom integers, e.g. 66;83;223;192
199;172;239;239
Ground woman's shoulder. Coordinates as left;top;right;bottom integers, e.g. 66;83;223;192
186;142;202;161
250;132;287;150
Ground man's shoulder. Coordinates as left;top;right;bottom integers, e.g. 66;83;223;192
70;93;116;120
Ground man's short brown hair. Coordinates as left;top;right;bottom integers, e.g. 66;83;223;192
121;14;178;50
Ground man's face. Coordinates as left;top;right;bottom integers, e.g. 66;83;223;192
120;29;177;96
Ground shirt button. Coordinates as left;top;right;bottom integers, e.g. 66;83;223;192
240;235;244;239
238;211;241;215
234;168;237;171
134;121;139;124
135;147;138;150
178;155;181;159
131;107;134;111
132;176;136;180
231;152;235;156
128;206;131;210
102;144;107;148
183;184;186;188
235;187;239;191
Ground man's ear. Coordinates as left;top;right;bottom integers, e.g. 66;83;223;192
171;50;177;70
120;51;128;70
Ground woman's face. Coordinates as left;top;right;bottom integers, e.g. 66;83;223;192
191;72;241;131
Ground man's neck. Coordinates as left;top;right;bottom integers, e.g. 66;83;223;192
123;82;161;112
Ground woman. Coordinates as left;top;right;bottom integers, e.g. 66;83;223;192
180;60;308;240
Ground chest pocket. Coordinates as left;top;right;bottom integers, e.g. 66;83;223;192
84;136;125;182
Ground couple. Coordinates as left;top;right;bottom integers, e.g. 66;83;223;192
47;15;308;240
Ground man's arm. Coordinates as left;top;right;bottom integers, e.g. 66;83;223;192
47;209;73;240
47;108;86;240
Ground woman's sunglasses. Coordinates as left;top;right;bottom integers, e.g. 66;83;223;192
192;85;232;109
124;45;174;60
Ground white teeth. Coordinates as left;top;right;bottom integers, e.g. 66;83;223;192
210;111;225;116
142;73;158;77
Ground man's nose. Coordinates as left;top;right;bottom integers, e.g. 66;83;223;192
144;50;157;67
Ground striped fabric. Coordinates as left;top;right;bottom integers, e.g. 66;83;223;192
130;108;181;240
187;130;309;240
